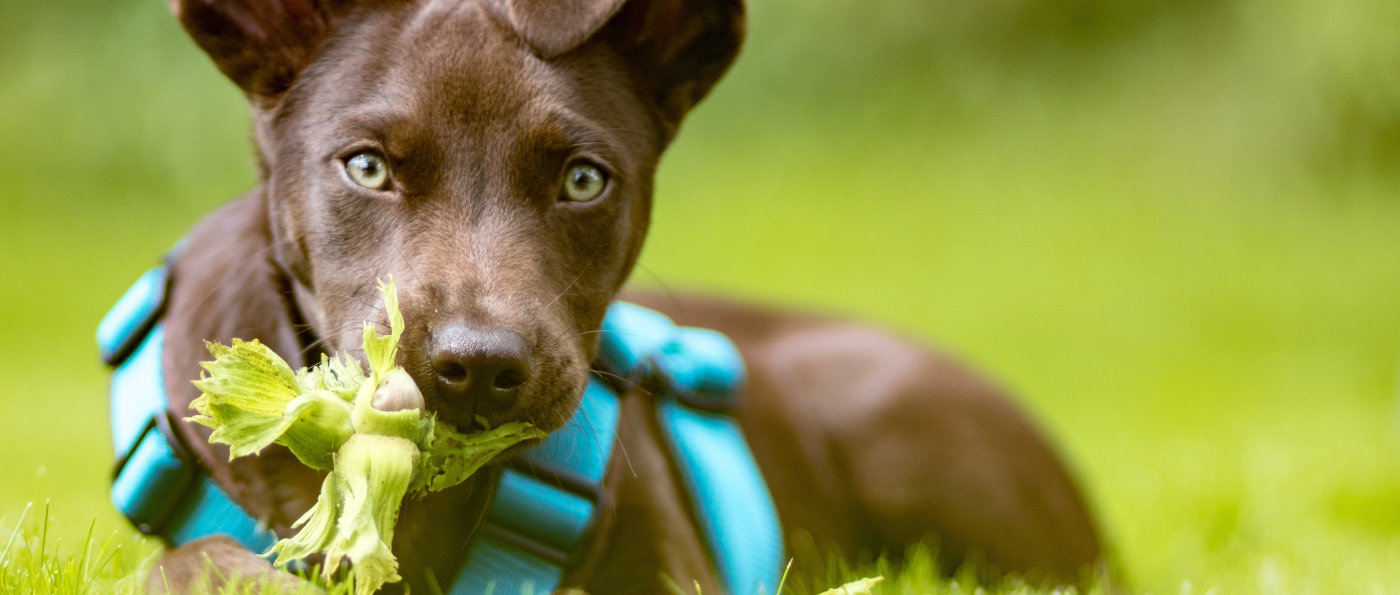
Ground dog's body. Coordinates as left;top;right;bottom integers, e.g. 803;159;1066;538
145;0;1103;591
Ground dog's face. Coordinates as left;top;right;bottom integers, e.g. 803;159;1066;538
174;0;742;432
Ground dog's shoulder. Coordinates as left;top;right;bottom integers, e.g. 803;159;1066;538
162;191;323;533
166;192;300;364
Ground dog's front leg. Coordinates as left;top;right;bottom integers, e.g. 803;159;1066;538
145;536;320;594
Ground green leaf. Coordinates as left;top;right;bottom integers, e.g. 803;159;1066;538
351;369;432;443
320;434;418;595
297;352;367;403
278;391;356;470
191;277;546;593
363;278;404;384
201;409;286;460
191;339;302;416
192;353;353;464
415;422;547;494
265;473;339;565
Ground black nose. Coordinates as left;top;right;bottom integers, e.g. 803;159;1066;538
429;324;532;412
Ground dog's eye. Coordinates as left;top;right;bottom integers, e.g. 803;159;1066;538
344;152;391;190
561;162;607;202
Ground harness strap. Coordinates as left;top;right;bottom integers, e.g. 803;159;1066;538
599;304;784;595
448;376;619;594
103;266;279;553
104;263;782;594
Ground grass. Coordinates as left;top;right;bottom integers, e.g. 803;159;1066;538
3;0;1400;592
0;502;147;594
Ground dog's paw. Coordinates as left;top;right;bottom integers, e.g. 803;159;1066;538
146;535;321;594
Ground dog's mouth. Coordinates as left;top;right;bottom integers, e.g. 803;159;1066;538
429;359;586;422
396;321;590;440
434;414;550;456
293;276;598;447
305;324;588;441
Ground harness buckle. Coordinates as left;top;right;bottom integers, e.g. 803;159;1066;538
649;327;747;412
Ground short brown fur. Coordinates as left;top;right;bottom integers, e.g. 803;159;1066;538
146;0;1104;592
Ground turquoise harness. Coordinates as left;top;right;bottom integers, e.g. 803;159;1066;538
100;258;783;594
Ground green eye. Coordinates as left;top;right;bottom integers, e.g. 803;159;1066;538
345;152;390;190
561;162;607;202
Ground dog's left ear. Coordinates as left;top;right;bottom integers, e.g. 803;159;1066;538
504;0;745;140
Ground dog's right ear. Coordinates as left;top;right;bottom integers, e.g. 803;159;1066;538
502;0;630;59
170;0;331;99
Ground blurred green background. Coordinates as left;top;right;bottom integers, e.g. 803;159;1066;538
3;0;1399;591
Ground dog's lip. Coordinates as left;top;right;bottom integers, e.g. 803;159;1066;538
430;406;558;436
428;406;481;433
432;414;551;457
433;413;486;434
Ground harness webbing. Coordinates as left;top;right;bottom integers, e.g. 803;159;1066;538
102;261;783;594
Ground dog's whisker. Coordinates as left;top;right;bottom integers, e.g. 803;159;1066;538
627;263;686;308
396;259;429;311
586;367;648;396
538;293;617;358
296;318;391;359
614;429;636;479
562;395;623;485
542;258;595;312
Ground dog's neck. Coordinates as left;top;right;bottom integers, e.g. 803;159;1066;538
159;192;514;589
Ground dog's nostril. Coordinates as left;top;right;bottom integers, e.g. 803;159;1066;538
429;324;532;411
493;367;526;391
433;359;470;385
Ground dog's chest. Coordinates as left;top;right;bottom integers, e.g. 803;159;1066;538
103;257;784;594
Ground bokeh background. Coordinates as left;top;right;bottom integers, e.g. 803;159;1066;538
3;0;1399;591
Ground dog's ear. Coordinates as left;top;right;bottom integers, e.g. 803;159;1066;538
506;0;745;139
170;0;331;99
608;0;744;137
502;0;631;59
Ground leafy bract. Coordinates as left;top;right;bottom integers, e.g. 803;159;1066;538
188;277;543;594
415;421;547;495
322;434;417;586
265;473;339;565
190;339;307;459
270;434;418;591
277;392;355;470
362;278;403;385
296;352;367;402
350;369;432;442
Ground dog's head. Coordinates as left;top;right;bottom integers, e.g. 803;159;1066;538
173;0;743;432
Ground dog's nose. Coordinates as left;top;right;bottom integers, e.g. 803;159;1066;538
429;324;532;412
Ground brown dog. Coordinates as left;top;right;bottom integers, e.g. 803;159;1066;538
145;0;1103;592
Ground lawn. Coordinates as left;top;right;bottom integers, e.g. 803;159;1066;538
2;0;1399;592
